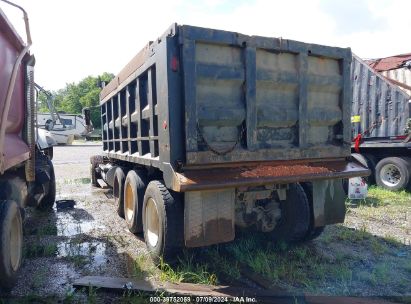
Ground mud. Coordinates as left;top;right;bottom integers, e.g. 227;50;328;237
6;145;148;300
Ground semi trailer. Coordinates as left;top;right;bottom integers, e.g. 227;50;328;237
0;1;56;291
351;55;411;191
89;24;369;261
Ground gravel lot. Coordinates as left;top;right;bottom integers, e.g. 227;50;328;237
7;144;150;301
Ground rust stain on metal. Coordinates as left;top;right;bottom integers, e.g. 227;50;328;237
240;164;332;178
185;218;234;248
173;160;370;192
367;53;411;72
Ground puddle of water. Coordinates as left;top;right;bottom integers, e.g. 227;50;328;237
57;241;107;267
53;202;108;270
56;209;104;237
57;213;94;236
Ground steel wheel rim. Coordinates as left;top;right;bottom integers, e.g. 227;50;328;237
145;197;159;247
380;164;401;187
10;214;22;271
125;182;134;221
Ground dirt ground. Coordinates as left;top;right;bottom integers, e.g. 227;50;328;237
1;144;410;303
4;144;150;302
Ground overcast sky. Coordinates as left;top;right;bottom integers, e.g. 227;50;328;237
2;0;410;90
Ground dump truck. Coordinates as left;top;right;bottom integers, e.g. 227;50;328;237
89;24;369;261
351;55;411;191
0;1;56;291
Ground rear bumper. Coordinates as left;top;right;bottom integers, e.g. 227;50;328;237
172;158;370;192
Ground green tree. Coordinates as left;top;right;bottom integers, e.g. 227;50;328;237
37;72;114;129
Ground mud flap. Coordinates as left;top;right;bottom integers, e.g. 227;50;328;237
184;189;235;247
312;179;346;227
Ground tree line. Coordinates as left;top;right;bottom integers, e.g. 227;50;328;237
37;72;114;129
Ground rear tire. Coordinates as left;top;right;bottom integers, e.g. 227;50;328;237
362;154;377;184
90;155;104;187
300;183;325;241
124;170;147;233
43;147;54;160
268;183;310;243
375;157;410;191
142;181;183;263
113;168;126;218
37;157;56;210
351;153;377;184
0;200;23;291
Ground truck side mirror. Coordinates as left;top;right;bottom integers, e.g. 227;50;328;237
83;108;91;126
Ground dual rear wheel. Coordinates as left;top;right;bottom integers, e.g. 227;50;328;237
120;170;183;262
116;170;320;262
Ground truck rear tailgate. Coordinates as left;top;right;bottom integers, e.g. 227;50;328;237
181;26;352;165
173;158;369;192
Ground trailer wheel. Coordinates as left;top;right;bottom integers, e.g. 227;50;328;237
142;181;183;263
37;158;56;210
268;183;310;243
90;155;104;187
43;147;54;160
375;157;410;191
124;170;147;233
300;183;325;241
352;153;377;184
0;200;23;291
363;154;377;184
113;168;126;218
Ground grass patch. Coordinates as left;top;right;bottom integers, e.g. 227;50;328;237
384;234;403;247
404;260;411;273
130;252;218;285
370;237;389;255
359;186;411;206
336;227;369;242
131;254;157;280
158;253;217;285
369;263;391;286
24;243;57;258
37;224;58;236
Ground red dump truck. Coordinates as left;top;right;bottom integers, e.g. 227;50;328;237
0;1;56;291
89;24;369;262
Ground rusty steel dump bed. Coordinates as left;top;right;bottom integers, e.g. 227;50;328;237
351;55;411;141
100;24;368;190
0;8;31;174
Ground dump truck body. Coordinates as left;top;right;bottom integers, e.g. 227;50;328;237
0;4;56;291
0;8;31;173
351;55;411;141
350;55;411;191
92;24;368;258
